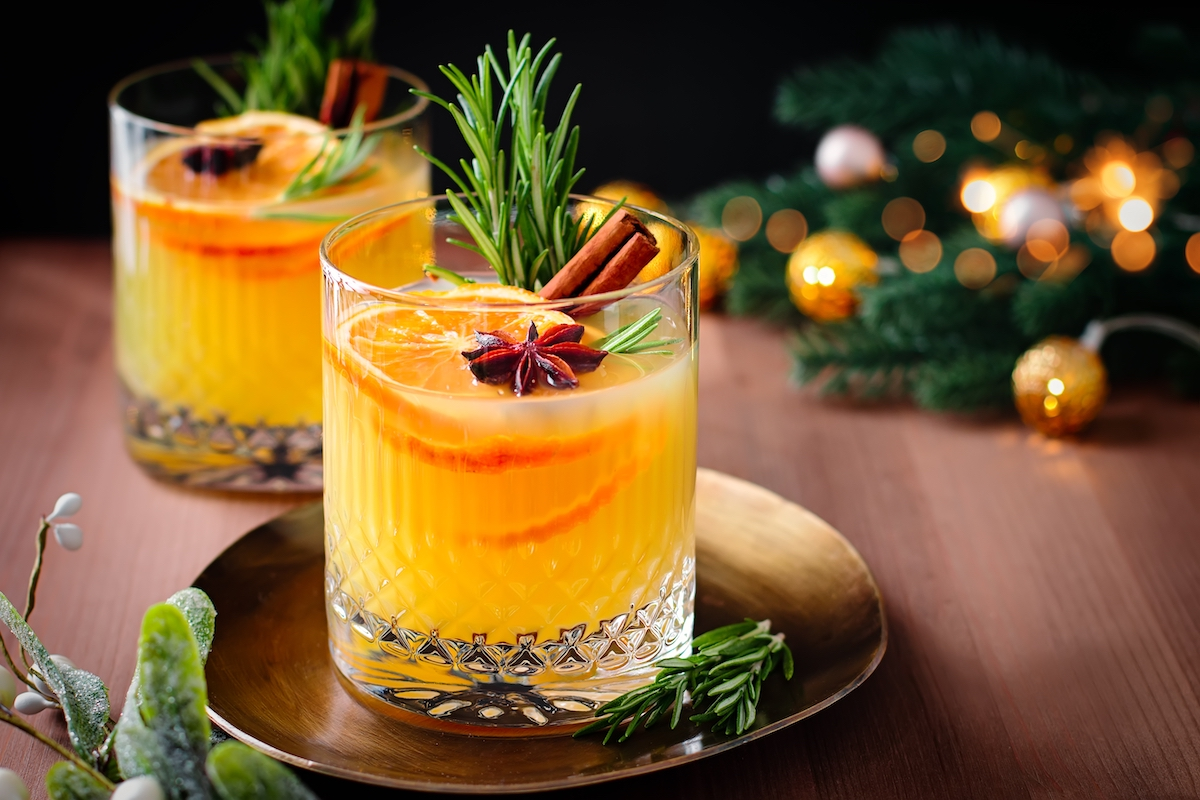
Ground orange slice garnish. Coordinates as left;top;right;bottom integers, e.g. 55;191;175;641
326;285;650;474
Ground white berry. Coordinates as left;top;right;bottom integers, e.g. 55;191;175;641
0;768;29;800
13;692;57;714
46;492;82;522
112;776;166;800
53;523;83;551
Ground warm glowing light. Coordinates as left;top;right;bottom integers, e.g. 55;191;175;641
1025;219;1070;262
1054;134;1074;154
953;248;997;289
1117;198;1153;232
1111;230;1156;271
1043;396;1059;413
1014;140;1042;160
1040;244;1093;284
803;265;819;284
1163;138;1194;169
721;196;763;242
882;197;925;241
1187;233;1200;274
961;180;997;213
899;230;942;273
1100;162;1136;198
817;266;836;286
1047;378;1065;396
766;209;808;253
1017;244;1050;279
913;130;946;162
971;111;1001;142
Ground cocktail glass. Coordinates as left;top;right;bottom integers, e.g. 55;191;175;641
322;196;699;729
109;58;430;490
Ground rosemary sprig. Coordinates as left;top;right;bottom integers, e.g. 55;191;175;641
282;105;380;201
413;32;590;291
575;619;794;743
195;0;376;117
593;308;684;355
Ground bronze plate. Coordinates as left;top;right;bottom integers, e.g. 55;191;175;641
197;468;886;794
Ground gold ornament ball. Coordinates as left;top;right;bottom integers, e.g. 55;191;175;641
592;180;669;213
786;231;879;321
693;225;739;310
1012;336;1108;436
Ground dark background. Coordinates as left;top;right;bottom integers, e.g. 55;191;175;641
3;3;1198;236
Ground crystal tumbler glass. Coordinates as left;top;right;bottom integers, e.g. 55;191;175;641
110;58;430;490
322;196;699;729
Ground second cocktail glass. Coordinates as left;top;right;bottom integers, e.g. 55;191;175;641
110;59;430;489
322;196;699;728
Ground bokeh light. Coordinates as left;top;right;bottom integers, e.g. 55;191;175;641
913;130;947;163
1117;198;1153;232
1040;244;1093;284
1017;244;1051;279
1100;162;1136;197
899;230;942;273
953;248;997;289
881;198;925;241
962;179;997;213
1163;138;1194;169
1025;218;1069;262
721;196;763;242
971;111;1002;142
1054;134;1074;154
1111;230;1156;271
766;209;808;253
1188;234;1200;274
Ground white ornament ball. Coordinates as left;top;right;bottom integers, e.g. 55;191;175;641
998;188;1065;248
112;776;167;800
815;125;886;189
0;768;29;800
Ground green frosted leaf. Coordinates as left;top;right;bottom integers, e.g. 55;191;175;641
0;591;110;759
135;603;212;800
206;742;317;800
166;589;217;665
45;762;111;800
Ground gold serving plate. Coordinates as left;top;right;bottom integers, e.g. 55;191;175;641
196;468;886;793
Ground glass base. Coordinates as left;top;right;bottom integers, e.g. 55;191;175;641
328;574;695;730
120;383;322;492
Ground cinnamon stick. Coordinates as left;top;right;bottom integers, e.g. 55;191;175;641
320;59;389;128
538;209;653;300
569;232;661;317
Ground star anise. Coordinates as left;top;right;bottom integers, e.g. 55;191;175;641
462;322;607;396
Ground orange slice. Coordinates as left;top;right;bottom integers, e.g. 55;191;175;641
326;285;651;474
337;284;575;395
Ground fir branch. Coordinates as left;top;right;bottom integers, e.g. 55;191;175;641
576;619;793;742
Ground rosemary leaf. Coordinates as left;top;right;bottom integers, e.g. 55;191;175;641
282;106;380;201
575;618;793;743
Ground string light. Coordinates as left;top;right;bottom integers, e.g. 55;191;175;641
971;111;1002;142
913;130;947;162
766;209;808;253
882;198;925;240
721;196;763;242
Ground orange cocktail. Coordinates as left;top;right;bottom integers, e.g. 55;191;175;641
109;60;429;489
322;198;699;728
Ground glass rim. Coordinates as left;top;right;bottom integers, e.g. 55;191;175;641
108;55;430;137
320;194;700;309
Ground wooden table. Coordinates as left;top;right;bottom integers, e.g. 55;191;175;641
2;240;1199;799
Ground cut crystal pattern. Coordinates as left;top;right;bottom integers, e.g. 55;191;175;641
328;564;695;726
120;382;322;490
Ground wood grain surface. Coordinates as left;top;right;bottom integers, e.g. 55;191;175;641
2;240;1199;799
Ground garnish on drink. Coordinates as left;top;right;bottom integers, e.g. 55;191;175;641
321;33;702;728
110;0;429;489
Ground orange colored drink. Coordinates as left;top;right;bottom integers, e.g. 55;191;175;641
322;198;699;728
109;62;430;489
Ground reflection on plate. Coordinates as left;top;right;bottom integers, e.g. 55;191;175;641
196;468;885;794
